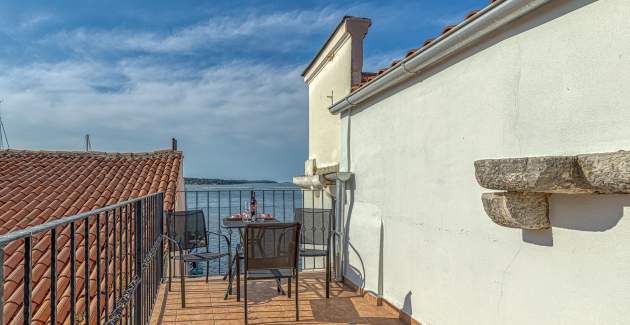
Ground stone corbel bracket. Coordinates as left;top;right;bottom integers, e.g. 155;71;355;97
475;150;630;229
481;192;550;229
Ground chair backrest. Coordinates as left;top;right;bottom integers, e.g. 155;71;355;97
294;208;333;246
244;223;301;271
167;210;207;251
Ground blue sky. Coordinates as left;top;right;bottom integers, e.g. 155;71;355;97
0;0;486;181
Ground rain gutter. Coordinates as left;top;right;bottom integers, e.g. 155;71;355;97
329;0;553;115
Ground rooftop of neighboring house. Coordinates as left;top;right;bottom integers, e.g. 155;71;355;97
0;148;183;324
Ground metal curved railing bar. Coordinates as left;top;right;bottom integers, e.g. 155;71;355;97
0;192;165;325
105;234;164;325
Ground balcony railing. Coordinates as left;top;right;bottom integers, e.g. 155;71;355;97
0;188;336;325
177;187;335;274
0;192;164;325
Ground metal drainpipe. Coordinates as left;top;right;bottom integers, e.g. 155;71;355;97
333;100;354;282
334;177;344;282
334;173;352;282
324;172;347;282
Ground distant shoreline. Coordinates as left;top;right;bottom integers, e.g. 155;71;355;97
184;177;278;185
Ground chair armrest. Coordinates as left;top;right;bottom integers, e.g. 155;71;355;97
161;234;184;256
207;230;231;247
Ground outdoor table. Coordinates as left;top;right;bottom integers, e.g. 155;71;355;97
222;214;279;300
223;215;278;231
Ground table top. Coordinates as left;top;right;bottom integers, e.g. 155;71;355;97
222;215;278;229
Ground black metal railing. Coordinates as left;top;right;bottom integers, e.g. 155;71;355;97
0;192;164;325
177;187;335;275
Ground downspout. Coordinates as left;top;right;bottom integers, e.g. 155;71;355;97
334;97;356;282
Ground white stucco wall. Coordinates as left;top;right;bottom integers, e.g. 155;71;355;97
340;1;630;324
306;30;353;168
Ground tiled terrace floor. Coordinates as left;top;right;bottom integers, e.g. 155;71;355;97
149;272;405;325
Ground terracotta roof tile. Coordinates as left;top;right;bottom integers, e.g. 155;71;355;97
441;24;456;35
465;9;480;19
0;149;182;324
351;0;499;92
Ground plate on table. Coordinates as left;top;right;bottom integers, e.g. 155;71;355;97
227;214;245;221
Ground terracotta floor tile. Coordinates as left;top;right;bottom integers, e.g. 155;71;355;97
149;271;404;325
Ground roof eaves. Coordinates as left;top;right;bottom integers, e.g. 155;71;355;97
348;0;503;94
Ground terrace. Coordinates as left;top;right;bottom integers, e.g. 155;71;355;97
0;187;402;325
149;272;403;325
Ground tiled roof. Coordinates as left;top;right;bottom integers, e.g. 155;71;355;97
351;0;499;92
0;149;183;325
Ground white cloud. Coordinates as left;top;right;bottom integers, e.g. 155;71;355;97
429;10;471;28
0;59;307;178
0;5;362;178
44;7;342;54
17;13;54;31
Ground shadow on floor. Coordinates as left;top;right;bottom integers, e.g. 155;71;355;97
150;272;404;325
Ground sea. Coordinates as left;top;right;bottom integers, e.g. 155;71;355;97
183;182;303;221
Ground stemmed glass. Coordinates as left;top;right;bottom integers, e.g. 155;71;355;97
242;201;250;221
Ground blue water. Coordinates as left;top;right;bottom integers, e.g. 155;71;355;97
183;182;303;223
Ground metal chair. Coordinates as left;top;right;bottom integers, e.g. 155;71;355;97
294;208;333;298
163;210;231;308
241;222;301;324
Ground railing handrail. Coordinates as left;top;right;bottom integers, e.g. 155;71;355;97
178;187;300;191
0;192;163;245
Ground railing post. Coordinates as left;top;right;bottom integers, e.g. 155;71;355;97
83;218;90;325
23;236;32;325
158;193;164;281
134;200;143;325
50;229;57;325
70;223;76;325
0;244;5;325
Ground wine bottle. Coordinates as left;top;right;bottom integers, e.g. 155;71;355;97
249;191;257;218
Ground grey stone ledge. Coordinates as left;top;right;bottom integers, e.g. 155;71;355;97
475;150;630;194
577;151;630;194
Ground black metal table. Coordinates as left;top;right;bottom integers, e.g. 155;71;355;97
223;217;279;230
222;216;280;300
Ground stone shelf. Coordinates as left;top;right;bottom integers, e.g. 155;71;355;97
475;150;630;229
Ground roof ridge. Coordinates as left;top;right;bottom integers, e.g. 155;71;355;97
0;148;182;158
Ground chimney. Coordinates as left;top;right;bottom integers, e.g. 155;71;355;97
299;16;371;170
301;16;371;88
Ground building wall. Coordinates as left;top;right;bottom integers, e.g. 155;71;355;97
303;17;370;173
307;35;353;168
340;1;630;324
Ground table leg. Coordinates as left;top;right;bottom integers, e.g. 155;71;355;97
223;254;238;299
276;278;286;295
236;253;241;301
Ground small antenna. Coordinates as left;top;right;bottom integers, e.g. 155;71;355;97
0;100;9;149
85;134;92;151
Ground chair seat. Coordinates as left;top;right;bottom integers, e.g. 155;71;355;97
247;268;294;279
176;251;228;262
300;248;328;257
